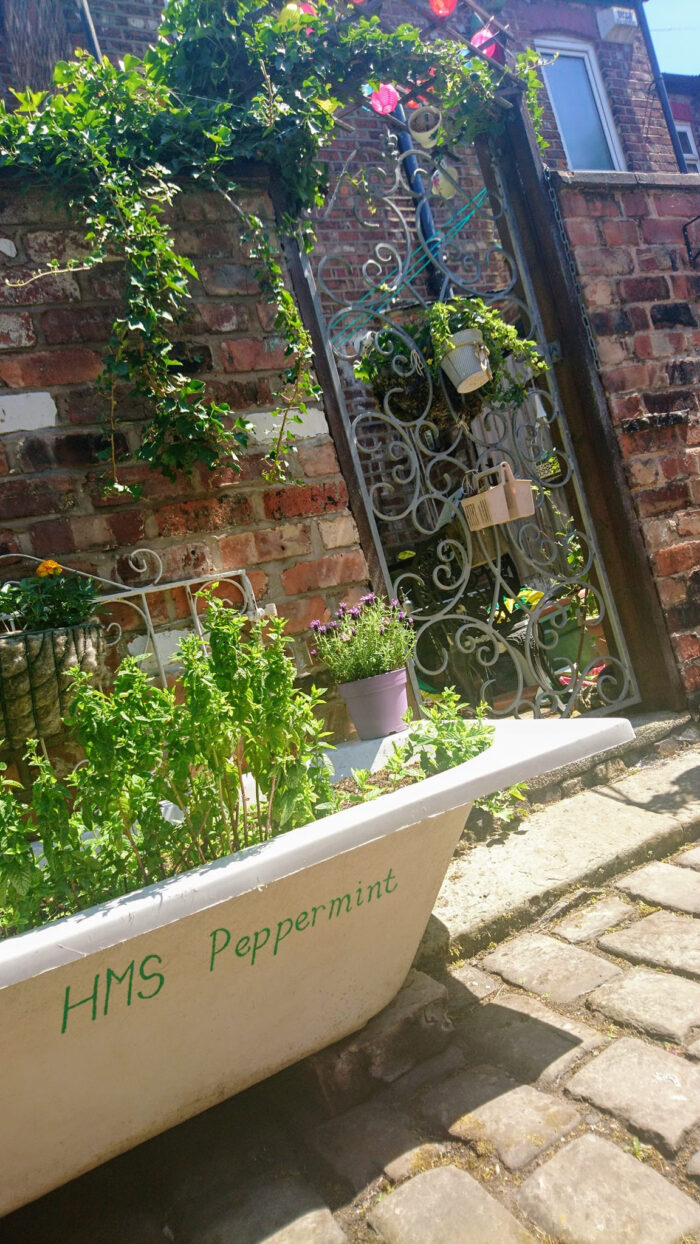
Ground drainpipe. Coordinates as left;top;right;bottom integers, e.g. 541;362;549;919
392;103;443;294
633;0;687;173
75;0;103;61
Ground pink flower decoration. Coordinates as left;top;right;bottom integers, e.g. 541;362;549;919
370;83;399;115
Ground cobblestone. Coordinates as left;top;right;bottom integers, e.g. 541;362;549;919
616;861;700;914
481;932;622;1002
457;992;606;1087
420;1067;581;1169
308;1096;423;1189
367;1165;535;1243
676;845;700;870
586;966;700;1043
566;1036;700;1153
517;1134;700;1244
599;910;700;979
554;895;635;943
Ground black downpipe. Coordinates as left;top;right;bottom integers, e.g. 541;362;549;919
76;0;103;62
634;0;687;173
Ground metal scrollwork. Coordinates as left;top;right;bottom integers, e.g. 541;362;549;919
312;101;639;718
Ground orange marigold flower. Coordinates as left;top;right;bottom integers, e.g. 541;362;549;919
36;559;62;577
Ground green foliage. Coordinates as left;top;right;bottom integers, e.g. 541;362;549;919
0;0;539;489
0;599;333;933
311;592;415;684
0;560;99;631
389;688;494;777
355;297;548;419
515;49;548;152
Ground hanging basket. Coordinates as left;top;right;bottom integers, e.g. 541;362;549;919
461;462;535;532
439;329;492;394
407;105;442;149
0;622;105;748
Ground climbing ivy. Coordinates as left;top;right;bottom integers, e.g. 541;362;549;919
0;0;534;491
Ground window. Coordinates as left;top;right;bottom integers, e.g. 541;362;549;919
536;37;626;172
676;123;700;174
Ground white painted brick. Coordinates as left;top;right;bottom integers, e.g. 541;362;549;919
248;406;329;445
0;392;57;434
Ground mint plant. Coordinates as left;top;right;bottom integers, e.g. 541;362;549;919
0;598;333;934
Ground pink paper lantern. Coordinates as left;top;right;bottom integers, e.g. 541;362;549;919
370;83;399;115
471;22;506;65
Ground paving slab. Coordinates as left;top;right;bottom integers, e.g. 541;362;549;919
481;932;622;1003
457;992;606;1087
595;747;700;831
688;1151;700;1180
367;1165;535;1244
599;910;700;980
676;845;700;870
517;1134;700;1244
190;1177;347;1244
566;1036;700;1153
420;755;696;963
616;861;700;914
308;1096;424;1189
586;967;700;1043
554;896;636;943
420;1066;581;1170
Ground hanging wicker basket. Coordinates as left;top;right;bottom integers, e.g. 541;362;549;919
0;622;105;748
461;462;535;532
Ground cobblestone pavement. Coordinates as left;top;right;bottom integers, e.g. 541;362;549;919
7;840;700;1244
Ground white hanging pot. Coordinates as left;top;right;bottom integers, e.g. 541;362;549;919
439;329;492;394
407;105;442;150
431;163;459;199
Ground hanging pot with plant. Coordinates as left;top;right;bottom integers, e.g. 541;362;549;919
408;104;442;148
310;594;416;739
0;560;104;747
438;328;492;393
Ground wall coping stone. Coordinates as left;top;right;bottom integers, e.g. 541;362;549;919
552;170;700;191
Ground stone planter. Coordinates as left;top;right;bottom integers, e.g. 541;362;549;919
0;715;633;1215
0;623;105;748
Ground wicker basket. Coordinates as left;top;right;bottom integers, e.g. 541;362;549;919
0;622;105;748
461;462;535;532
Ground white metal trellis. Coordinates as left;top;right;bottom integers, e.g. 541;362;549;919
0;549;276;691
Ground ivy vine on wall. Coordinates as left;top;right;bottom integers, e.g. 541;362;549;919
0;0;536;494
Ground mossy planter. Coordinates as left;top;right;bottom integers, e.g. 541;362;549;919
0;716;633;1214
0;622;105;747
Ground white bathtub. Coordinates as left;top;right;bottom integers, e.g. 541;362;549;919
0;716;633;1215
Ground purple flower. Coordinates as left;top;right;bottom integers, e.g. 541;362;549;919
310;619;320;631
350;627;357;636
328;619;339;629
391;599;399;608
310;647;317;656
360;592;376;605
398;611;406;622
350;607;361;619
380;626;386;635
408;617;415;626
318;625;327;636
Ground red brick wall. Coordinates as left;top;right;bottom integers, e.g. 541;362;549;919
500;0;678;174
0;174;370;695
555;171;700;704
667;86;700;172
0;0;74;97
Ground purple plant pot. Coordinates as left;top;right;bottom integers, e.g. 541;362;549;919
338;666;409;740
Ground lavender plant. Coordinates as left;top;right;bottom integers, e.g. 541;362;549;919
310;593;415;685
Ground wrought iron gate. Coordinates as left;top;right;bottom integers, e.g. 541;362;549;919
303;93;640;719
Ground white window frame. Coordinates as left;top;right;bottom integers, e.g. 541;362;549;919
675;122;700;173
535;36;627;172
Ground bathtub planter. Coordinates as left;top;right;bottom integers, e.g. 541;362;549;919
0;715;633;1215
337;666;409;739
